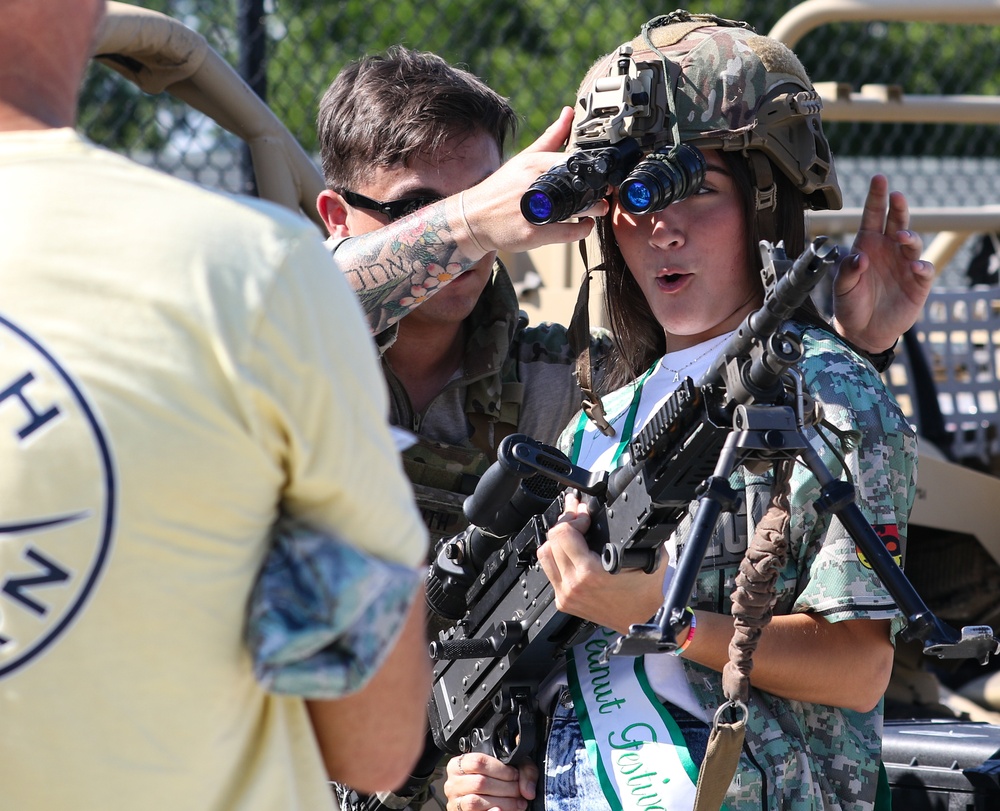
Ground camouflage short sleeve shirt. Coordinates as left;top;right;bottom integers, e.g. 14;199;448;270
559;324;917;811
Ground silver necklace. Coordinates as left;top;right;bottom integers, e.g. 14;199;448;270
661;334;730;383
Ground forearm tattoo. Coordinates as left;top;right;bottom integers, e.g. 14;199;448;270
335;200;475;335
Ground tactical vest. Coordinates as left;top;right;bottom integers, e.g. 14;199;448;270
399;265;527;548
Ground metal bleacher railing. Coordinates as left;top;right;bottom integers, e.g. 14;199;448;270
780;0;1000;274
886;288;1000;474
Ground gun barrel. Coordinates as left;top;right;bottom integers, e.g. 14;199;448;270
699;236;839;399
753;236;838;335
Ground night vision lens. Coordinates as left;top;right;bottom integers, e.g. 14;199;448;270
618;144;707;216
519;168;606;226
523;192;556;223
520;139;643;225
622;182;654;213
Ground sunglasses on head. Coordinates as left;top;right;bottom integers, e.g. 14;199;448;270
339;189;443;222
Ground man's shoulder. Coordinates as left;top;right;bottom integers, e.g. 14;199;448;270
18;131;323;269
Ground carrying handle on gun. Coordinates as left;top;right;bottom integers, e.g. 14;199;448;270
463;434;545;528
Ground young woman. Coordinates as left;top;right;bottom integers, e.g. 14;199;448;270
443;13;918;811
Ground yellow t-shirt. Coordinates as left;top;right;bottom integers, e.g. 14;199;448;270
0;129;427;810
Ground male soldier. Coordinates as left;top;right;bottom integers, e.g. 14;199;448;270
316;46;612;548
317;46;933;549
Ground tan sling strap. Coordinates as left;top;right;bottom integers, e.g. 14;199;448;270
93;2;324;228
693;459;793;811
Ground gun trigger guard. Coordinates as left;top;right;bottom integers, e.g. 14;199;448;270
477;688;537;765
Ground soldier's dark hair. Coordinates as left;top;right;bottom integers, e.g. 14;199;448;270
317;45;518;191
599;150;829;390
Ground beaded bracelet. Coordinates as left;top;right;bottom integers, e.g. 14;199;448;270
671;607;697;656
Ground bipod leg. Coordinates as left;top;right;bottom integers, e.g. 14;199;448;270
796;439;999;664
604;431;743;658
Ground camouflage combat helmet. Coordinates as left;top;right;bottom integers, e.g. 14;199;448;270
573;10;842;215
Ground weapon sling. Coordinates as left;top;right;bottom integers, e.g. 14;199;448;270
693;459;791;811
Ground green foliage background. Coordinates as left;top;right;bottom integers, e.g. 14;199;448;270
81;1;999;191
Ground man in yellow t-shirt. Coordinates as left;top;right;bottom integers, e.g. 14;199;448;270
0;3;430;809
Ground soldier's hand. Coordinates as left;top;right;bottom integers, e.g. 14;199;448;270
455;107;609;259
538;491;669;634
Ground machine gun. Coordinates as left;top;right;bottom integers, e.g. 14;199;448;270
353;237;999;811
423;236;852;766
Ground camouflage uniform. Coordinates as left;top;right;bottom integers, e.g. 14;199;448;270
550;326;917;810
377;259;612;546
332;252;611;811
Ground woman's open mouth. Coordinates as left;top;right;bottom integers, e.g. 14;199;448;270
656;271;689;292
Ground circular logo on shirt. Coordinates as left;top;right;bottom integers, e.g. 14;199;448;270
857;524;903;569
0;315;115;678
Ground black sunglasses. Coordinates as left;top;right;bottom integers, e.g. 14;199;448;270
339;189;443;222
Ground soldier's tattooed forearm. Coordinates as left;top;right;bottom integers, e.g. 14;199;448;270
335;200;476;333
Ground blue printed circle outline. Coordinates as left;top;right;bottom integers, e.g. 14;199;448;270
0;314;116;678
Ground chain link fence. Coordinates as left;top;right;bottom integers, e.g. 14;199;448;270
82;1;1000;283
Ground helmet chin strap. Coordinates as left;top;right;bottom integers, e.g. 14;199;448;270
748;150;778;249
568;237;615;437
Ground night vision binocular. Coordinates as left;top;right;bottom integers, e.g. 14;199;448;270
520;140;706;225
